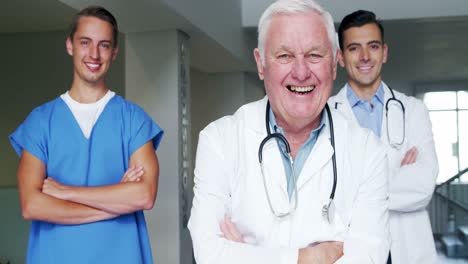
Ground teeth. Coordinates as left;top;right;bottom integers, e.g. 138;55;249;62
86;63;100;69
289;86;315;93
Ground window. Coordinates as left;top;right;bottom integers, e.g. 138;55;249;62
423;91;468;183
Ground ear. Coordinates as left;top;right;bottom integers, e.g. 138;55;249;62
383;43;388;64
111;46;119;61
253;48;265;80
337;49;345;68
333;50;339;80
66;37;73;56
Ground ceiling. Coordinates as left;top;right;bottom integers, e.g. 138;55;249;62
242;0;468;27
1;0;468;75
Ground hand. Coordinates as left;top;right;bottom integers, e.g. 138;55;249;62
298;241;343;264
219;217;245;243
400;147;418;167
121;165;144;183
42;177;70;200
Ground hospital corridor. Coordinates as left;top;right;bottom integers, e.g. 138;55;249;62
1;0;468;263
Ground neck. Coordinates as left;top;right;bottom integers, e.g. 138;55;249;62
276;116;320;159
348;78;382;101
69;81;108;103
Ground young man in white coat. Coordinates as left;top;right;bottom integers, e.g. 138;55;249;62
189;1;390;263
329;10;439;264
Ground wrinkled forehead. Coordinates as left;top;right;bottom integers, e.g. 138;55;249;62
265;12;332;50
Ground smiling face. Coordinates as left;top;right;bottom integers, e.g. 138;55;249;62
66;16;118;89
254;11;337;131
340;23;388;93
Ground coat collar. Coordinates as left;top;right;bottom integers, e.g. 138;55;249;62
249;96;335;196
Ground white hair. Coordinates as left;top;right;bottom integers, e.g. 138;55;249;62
257;0;338;64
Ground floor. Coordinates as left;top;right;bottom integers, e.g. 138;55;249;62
436;240;468;263
438;253;468;264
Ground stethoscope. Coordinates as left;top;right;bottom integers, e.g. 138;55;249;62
333;86;405;149
385;87;405;148
258;101;337;223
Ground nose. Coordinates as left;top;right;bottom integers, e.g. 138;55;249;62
291;57;311;81
359;48;369;62
89;44;100;60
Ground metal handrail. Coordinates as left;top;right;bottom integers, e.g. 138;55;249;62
434;191;468;213
435;167;468;191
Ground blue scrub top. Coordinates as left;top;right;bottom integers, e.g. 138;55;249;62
10;95;163;264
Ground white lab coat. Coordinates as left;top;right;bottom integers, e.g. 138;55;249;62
329;82;439;264
189;97;390;264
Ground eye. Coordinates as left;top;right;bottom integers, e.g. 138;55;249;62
348;46;358;52
80;39;90;46
370;44;381;50
308;53;322;58
276;53;293;64
99;42;111;49
306;53;323;63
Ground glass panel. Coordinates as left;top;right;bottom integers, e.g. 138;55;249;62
429;111;459;183
459;110;468;182
423;91;456;110
457;91;468;110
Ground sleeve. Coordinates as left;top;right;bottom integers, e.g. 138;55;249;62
9;108;48;164
337;133;390;264
188;121;298;264
128;104;164;155
388;99;438;212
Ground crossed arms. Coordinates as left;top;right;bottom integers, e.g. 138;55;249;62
389;100;438;212
17;141;159;225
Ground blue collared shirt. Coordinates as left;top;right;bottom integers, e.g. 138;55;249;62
269;109;326;198
347;83;384;137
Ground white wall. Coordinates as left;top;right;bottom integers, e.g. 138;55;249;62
0;188;29;264
162;0;250;66
191;70;244;161
190;69;265;175
125;29;194;264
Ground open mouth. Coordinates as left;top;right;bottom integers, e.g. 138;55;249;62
357;65;372;73
287;85;315;94
85;62;101;72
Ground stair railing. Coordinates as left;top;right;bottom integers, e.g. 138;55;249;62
430;168;468;236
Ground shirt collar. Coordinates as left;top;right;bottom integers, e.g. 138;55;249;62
346;82;385;107
268;107;326;137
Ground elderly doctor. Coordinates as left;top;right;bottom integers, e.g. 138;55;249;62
189;0;390;263
329;10;439;264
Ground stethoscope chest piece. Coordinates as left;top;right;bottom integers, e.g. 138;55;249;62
322;199;335;223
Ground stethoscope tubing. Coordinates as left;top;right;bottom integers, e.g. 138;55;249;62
258;101;337;219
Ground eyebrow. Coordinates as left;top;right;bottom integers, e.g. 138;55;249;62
277;45;327;54
78;37;112;44
345;40;383;49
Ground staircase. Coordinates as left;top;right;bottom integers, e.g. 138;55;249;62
428;168;468;258
441;226;468;257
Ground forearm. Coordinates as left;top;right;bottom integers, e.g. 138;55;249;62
191;230;298;264
389;101;438;212
63;181;156;214
389;144;438;212
44;142;159;214
388;163;437;212
22;191;117;225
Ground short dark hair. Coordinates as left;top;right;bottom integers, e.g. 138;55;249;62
338;10;384;50
69;6;118;48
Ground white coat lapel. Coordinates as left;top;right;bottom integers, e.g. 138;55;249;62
331;85;358;124
296;122;334;191
380;83;390;146
249;97;289;200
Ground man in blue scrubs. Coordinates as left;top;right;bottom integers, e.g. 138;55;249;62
9;6;163;264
